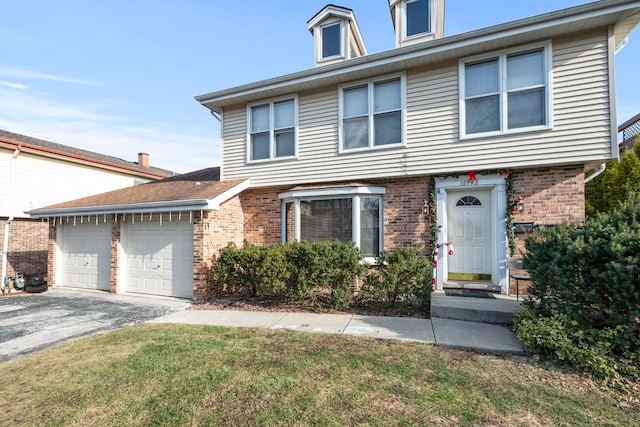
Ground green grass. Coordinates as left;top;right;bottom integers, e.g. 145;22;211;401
1;324;637;426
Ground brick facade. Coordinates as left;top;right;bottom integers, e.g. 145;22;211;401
509;165;585;294
40;165;585;300
0;218;49;280
193;196;245;302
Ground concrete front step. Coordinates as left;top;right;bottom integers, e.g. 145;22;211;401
443;281;502;293
430;291;522;325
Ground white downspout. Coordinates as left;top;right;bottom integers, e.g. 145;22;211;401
585;163;606;184
2;147;21;286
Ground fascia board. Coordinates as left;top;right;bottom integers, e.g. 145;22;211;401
27;199;210;218
278;185;387;200
207;178;251;209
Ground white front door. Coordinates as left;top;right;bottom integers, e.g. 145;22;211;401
447;189;493;281
60;223;111;290
123;220;194;299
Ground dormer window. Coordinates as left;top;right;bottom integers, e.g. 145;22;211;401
406;0;430;37
321;22;342;59
308;5;367;67
389;0;444;47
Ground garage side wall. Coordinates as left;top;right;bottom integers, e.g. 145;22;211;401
0;218;48;278
194;195;245;302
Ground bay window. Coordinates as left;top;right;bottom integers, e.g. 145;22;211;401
461;43;550;137
280;186;385;258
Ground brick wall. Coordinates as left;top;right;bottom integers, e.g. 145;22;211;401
241;176;432;252
241;186;289;246
509;165;585;294
0;218;48;279
194;196;245;302
110;218;121;293
373;176;431;252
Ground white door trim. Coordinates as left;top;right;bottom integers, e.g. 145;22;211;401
434;173;508;294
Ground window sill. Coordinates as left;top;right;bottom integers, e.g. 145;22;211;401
246;155;298;165
339;142;406;155
459;124;552;141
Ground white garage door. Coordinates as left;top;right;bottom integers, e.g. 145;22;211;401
124;219;193;299
60;222;111;291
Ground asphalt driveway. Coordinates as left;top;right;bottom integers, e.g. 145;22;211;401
0;287;190;362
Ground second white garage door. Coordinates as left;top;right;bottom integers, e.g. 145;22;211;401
123;219;194;299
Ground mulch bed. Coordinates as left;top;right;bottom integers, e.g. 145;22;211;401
190;296;430;319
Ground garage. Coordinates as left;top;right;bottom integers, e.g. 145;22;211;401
59;222;111;291
28;168;249;302
123;219;194;299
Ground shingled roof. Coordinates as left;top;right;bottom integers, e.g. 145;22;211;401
28;167;250;217
0;129;174;179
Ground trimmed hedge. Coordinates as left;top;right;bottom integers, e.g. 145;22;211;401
361;245;432;308
515;197;640;379
213;241;366;309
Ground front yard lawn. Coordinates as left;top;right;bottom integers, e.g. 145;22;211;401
1;324;637;426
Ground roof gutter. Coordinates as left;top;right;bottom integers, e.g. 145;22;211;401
2;147;21;286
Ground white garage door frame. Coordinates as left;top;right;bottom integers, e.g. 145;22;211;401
119;219;194;299
56;222;111;291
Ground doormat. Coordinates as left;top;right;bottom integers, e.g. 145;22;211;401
444;289;496;299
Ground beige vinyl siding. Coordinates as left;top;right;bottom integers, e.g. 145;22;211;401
221;30;612;187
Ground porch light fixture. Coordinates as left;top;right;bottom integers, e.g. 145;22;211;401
422;200;429;215
517;196;524;213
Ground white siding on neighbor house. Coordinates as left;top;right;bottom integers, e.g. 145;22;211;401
0;151;147;218
220;30;612;187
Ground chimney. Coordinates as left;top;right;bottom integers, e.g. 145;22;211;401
138;152;149;168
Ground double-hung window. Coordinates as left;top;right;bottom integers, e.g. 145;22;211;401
340;76;405;152
280;186;386;258
248;97;297;162
461;43;550;137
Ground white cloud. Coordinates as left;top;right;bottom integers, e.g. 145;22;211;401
0;65;97;86
0;86;219;173
0;81;29;90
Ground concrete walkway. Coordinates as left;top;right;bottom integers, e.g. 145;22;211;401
151;309;527;355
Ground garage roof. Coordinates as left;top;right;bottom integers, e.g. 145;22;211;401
27;167;250;217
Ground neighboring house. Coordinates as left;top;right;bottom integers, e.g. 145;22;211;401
29;0;640;302
1;129;173;286
619;113;640;152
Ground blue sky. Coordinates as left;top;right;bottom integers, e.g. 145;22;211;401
1;0;639;173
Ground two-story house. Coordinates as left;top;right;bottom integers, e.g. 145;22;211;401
1;130;172;290
30;0;640;302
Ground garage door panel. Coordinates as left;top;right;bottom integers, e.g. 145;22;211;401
61;223;111;291
124;220;193;299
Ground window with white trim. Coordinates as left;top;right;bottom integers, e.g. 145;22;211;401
248;97;297;162
321;22;342;59
280;187;385;257
340;76;405;151
406;0;430;38
460;44;550;137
